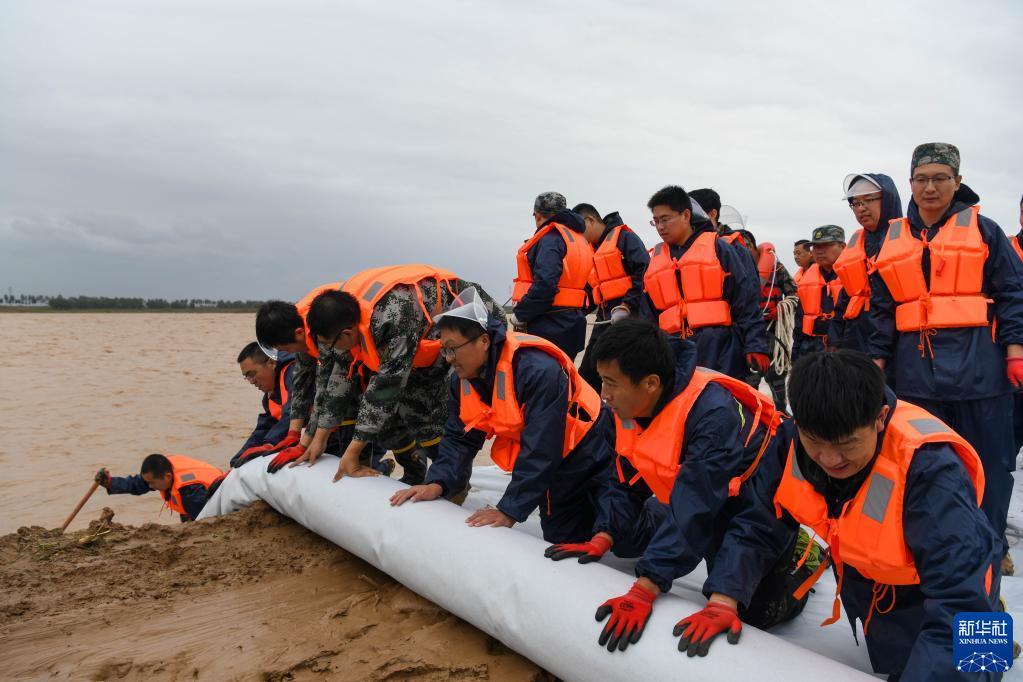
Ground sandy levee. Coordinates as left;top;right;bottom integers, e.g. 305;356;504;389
0;503;547;681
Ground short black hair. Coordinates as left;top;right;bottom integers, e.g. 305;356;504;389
789;350;886;441
572;203;602;222
592;318;675;387
141;453;173;478
436;314;486;340
688;188;721;214
647;185;692;214
237;341;269;364
306;290;360;340
794;239;811;249
256;300;303;347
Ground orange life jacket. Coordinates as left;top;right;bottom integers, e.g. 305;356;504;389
614;368;781;504
160;455;224;517
794;267;806;284
458;332;603;472
873;206;991;333
721;232;746;248
832;229;871;320
512;223;595;308
797;264;843;337
774;401;984;633
757;243;783;321
296;283;344;359
342;265;459;373
644;233;732;335
1011;233;1023;263
267;359;294;421
588;225;635;305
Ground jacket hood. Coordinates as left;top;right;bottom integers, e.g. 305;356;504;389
856;173;903;229
542;208;586;234
603;211;625;229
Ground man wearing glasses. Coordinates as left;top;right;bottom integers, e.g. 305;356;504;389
390;288;612;543
642;185;769;380
869;142;1023;573
230;342;298;468
828;173;903;358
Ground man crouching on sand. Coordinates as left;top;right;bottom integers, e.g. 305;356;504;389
390;288;613;544
96;453;224;522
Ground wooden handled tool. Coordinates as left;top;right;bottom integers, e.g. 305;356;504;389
61;481;100;533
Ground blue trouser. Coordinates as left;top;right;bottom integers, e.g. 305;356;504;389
1013;392;1023;454
607;497;670;558
541;437;612;544
579;321;608;393
524;312;586;362
905;395;1015;556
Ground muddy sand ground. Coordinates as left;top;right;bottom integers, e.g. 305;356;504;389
0;313;531;680
0;503;546;681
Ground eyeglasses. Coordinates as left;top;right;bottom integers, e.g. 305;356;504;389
848;196;882;210
910;174;955;188
320;327;355;360
242;370;259;382
649;213;682;227
328;328;347;348
440;336;479;359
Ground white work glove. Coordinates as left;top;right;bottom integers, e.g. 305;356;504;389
610;306;630;323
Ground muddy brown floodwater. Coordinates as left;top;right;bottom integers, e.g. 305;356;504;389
0;313;260;533
0;313;542;681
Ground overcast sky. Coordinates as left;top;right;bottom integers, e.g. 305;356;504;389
2;1;1021;302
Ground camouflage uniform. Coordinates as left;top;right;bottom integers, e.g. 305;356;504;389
289;352;318;427
306;278;506;458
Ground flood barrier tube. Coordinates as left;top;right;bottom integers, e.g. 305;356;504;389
199;456;873;681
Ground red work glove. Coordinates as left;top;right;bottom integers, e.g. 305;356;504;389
673;601;742;657
746;352;770;374
267;443;306;474
544;534;612;564
595;580;658;652
234;444;275;467
267;429;302;453
1008;358;1023;389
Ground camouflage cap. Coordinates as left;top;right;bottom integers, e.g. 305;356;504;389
911;142;960;174
533;191;567;216
810;224;846;244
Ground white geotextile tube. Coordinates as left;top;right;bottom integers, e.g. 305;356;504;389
199;457;874;682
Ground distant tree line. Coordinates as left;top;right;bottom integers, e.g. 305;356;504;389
49;296;265;310
1;294;264;310
1;294;48;305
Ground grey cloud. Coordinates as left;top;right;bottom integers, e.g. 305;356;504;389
1;0;1021;302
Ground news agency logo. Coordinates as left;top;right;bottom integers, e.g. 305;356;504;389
954;613;1013;673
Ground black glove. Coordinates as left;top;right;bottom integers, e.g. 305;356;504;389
95;468;111;488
